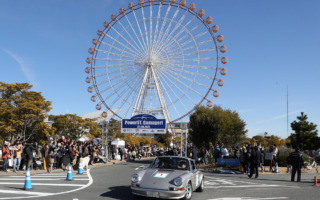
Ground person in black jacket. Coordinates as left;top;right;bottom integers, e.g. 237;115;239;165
24;143;37;170
191;146;199;165
288;147;304;182
248;146;262;178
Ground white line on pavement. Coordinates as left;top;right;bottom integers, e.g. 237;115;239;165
0;190;54;196
208;197;288;200
8;176;86;178
0;178;89;181
0;169;93;199
0;182;86;187
205;184;299;189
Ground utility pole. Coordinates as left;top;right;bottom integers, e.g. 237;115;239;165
287;85;289;137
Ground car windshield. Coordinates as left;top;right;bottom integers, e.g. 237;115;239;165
150;157;190;170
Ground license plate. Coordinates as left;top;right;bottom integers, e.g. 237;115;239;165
147;191;160;198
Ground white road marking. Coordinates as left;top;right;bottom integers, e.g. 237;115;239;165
8;176;86;178
0;190;54;196
0;169;93;199
0;182;86;187
0;178;89;181
205;184;299;189
204;175;299;189
208;198;288;200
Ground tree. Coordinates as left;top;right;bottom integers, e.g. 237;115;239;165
51;114;100;140
248;135;288;148
107;118;122;139
0;82;52;142
156;131;172;146
287;112;320;150
189;105;247;149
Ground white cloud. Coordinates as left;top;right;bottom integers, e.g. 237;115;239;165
2;49;37;87
257;110;302;124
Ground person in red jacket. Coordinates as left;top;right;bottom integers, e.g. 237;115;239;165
2;141;10;172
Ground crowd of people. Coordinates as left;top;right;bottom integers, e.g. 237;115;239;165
1;139;307;182
1;136;107;173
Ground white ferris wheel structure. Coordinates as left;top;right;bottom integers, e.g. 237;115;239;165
85;0;228;124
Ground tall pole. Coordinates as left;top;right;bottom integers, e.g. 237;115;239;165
185;126;188;157
287;85;289;137
180;123;182;157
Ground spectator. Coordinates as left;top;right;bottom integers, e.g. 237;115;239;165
272;144;279;162
260;148;265;172
56;143;64;169
191;146;199;164
288;147;304;182
13;140;22;172
2;141;10;172
221;147;229;158
24;142;37;170
244;144;251;174
118;147;123;161
248;146;262;179
201;147;209;165
213;144;220;163
132;149;137;161
123;147;128;159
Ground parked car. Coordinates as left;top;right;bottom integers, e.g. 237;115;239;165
131;156;204;199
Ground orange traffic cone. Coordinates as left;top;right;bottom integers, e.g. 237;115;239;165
313;176;319;186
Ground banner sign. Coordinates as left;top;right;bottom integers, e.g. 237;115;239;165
265;153;273;160
121;114;166;134
217;158;240;167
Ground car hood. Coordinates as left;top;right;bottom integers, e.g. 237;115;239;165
139;168;188;190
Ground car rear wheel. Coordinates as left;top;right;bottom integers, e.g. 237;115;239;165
182;182;193;200
196;178;204;192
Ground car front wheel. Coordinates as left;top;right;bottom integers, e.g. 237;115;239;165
182;182;193;200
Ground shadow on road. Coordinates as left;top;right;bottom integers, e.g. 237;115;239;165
100;186;147;200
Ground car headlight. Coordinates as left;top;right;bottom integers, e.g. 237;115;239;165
131;174;140;183
171;177;183;186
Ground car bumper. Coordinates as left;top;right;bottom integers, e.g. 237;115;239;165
131;186;186;199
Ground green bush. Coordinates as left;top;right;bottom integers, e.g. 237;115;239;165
275;148;311;167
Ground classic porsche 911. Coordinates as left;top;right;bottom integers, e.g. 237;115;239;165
131;156;204;199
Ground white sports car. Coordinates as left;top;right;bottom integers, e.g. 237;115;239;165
131;156;204;199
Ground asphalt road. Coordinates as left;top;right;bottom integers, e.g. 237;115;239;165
0;159;319;200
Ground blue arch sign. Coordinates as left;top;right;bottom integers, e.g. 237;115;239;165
121;114;166;134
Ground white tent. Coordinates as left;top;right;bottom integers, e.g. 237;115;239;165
111;138;125;146
79;135;90;142
111;138;125;160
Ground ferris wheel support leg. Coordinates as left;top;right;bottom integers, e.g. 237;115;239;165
150;67;171;122
132;67;149;116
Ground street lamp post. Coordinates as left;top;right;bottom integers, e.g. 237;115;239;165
44;117;54;142
264;132;268;148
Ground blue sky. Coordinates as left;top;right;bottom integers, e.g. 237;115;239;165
1;0;319;139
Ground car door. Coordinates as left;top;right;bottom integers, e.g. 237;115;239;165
190;160;198;189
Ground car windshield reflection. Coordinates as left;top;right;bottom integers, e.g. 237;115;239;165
150;157;190;170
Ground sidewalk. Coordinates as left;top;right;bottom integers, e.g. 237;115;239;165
0;158;140;176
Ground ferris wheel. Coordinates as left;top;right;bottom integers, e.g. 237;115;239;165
85;0;228;123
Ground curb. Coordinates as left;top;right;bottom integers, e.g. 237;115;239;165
0;157;152;176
